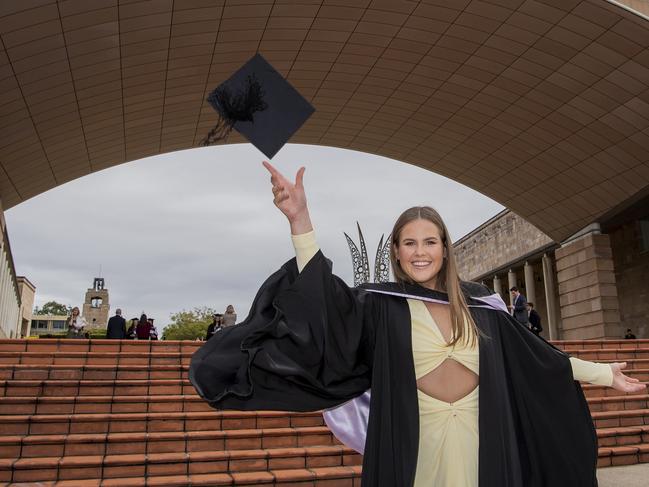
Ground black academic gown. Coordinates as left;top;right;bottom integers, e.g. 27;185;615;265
190;251;598;487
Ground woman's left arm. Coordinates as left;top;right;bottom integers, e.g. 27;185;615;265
570;357;646;393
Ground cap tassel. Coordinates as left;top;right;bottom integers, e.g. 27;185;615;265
200;74;268;146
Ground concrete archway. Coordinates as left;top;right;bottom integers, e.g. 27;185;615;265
0;0;648;242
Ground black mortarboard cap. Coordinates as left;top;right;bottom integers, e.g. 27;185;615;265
201;53;315;159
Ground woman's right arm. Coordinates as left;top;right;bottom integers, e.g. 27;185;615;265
262;160;320;271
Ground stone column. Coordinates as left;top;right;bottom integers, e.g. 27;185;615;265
555;232;621;339
507;269;517;309
523;261;536;305
542;253;559;341
493;275;502;298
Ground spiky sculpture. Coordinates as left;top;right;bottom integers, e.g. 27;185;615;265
344;222;391;286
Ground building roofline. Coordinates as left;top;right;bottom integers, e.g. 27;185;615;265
16;276;36;291
453;209;511;247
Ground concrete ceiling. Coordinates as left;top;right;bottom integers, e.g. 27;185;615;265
0;0;648;242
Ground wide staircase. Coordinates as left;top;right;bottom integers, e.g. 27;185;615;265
0;339;646;486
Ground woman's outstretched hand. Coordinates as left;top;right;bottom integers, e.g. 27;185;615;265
610;362;647;393
263;161;313;235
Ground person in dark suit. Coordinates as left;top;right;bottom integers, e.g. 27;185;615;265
508;287;529;325
624;329;637;339
106;308;126;339
526;302;543;336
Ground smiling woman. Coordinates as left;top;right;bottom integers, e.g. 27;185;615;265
190;161;646;487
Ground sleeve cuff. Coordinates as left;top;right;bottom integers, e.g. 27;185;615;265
569;357;614;387
291;230;320;272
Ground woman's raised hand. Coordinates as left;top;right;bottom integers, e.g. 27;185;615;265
610;362;647;393
262;161;313;235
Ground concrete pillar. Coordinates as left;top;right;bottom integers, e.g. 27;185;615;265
507;269;517;309
542;253;559;341
555;232;621;339
493;275;502;298
524;261;536;305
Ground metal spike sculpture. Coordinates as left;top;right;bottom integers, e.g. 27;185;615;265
373;233;392;284
344;222;391;286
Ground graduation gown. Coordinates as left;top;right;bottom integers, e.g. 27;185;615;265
190;251;598;487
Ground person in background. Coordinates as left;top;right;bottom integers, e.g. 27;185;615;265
526;302;543;336
106;308;127;339
148;318;158;340
136;313;153;340
66;307;87;339
508;286;529;326
206;314;224;340
126;319;137;339
222;305;237;327
624;328;637;339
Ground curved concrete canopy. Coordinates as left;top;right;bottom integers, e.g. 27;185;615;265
0;0;648;242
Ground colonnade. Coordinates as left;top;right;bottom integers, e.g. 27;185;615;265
490;254;560;340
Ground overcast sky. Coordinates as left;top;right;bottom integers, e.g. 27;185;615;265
6;144;503;329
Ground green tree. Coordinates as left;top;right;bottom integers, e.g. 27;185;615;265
162;307;217;341
34;301;71;316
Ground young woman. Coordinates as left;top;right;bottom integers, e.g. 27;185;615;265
191;162;645;487
136;313;153;340
66;306;87;339
222;305;237;327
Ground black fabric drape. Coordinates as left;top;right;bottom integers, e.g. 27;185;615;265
190;251;375;411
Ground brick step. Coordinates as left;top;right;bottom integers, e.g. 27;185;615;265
554;339;649;351
2;374;648;400
567;348;649;360
0;338;645;354
0;339;201;354
6;348;648;365
592;408;649;428
0;395;215;415
0;447;362;484
0;425;336;459
0;420;645;461
0;365;189;381
597;425;649;446
2;392;649;416
0;441;646;484
0;379;197;397
597;444;649;468
0;352;193;367
3;464;363;486
587;394;649;412
0;410;325;436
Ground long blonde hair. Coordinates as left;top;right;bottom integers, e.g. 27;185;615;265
390;206;478;347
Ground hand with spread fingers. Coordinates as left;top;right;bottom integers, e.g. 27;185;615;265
610;362;647;393
262;161;313;235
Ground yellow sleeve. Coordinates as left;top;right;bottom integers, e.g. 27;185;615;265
569;357;613;386
291;230;320;272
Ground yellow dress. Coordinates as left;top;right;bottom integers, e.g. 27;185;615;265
408;298;613;487
292;230;614;487
409;298;480;487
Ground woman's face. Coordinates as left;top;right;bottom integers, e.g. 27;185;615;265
72;307;79;316
226;305;234;313
395;219;445;290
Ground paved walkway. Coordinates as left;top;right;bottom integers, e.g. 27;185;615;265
597;463;649;487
